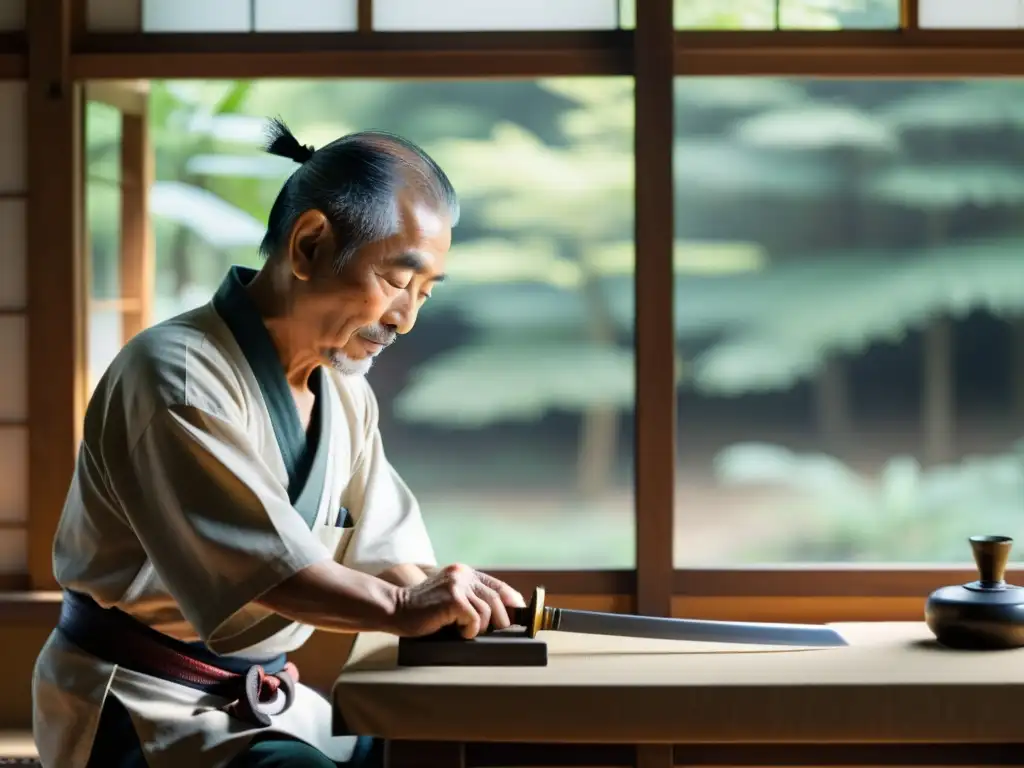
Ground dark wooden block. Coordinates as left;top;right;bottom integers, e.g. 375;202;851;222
397;633;548;667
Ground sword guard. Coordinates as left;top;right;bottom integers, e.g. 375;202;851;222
512;586;547;638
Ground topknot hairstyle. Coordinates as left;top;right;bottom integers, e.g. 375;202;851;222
258;117;460;268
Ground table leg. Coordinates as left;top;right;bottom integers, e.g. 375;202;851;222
384;740;465;768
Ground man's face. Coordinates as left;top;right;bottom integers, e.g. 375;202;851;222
291;197;452;377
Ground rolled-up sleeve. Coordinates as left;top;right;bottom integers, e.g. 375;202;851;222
109;404;332;651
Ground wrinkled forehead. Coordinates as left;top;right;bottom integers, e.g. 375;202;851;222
347;197;451;271
393;192;452;240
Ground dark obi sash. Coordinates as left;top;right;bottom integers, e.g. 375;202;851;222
57;590;297;727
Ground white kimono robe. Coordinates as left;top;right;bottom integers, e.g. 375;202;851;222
31;265;437;768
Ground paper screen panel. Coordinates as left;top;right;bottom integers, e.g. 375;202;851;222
0;82;26;195
919;0;1024;27
0;317;26;422
0;200;25;310
142;0;250;32
0;527;26;574
254;0;358;31
0;428;26;525
373;0;619;31
87;306;123;396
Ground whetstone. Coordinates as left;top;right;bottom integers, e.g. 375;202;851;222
397;632;548;667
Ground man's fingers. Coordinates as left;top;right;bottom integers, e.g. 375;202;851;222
503;586;527;609
461;591;492;639
452;592;481;639
477;571;526;608
474;582;510;629
403;566;526;639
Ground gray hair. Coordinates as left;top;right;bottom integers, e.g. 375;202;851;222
258;117;460;268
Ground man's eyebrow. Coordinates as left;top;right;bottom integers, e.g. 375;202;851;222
389;252;446;282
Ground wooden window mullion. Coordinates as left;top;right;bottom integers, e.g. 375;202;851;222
119;108;152;343
633;0;676;624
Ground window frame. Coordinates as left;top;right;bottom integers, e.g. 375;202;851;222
13;0;1024;620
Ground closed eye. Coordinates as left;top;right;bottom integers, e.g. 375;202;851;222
381;271;412;291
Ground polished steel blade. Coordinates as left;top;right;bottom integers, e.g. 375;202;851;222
549;608;848;647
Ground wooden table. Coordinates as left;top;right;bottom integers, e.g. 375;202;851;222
332;622;1024;767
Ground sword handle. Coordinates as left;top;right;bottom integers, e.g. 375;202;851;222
513;586;548;638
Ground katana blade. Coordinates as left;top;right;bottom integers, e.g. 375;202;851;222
509;587;848;647
545;607;848;647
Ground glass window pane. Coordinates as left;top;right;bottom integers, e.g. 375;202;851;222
0;427;27;524
86;101;123;395
0;82;26;195
919;0;1023;28
0;317;26;422
374;0;619;31
88;0;141;31
0;200;26;310
674;77;1024;566
141;76;636;569
254;0;357;31
0;0;25;32
142;0;251;32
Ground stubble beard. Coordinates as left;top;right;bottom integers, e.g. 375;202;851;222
325;325;396;377
326;349;376;377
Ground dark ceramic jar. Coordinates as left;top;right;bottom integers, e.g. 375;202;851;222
925;535;1024;650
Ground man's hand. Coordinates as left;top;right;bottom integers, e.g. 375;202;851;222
390;563;525;639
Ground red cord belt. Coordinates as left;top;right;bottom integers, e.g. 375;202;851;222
57;590;299;727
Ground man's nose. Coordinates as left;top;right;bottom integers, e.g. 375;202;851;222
382;303;418;335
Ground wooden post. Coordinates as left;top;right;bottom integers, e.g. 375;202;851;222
634;0;675;617
634;0;675;763
120;107;153;342
901;0;920;29
357;0;373;33
26;0;84;590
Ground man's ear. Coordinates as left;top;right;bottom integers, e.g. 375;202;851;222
287;210;335;282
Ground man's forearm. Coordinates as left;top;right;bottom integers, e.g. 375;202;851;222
256;559;402;633
377;563;434;587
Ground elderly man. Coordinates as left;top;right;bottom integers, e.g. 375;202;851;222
31;119;523;768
